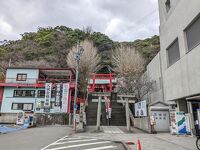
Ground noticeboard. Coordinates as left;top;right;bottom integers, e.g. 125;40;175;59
134;100;147;117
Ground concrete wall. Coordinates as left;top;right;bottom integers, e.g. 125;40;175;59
0;113;17;123
158;0;200;102
146;53;164;104
158;0;181;26
6;68;39;84
134;117;150;133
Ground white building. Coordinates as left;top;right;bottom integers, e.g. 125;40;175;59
158;0;200;134
135;0;200;134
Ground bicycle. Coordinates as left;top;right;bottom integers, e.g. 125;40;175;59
196;136;200;150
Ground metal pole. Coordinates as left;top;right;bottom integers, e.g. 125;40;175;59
73;44;79;131
96;96;102;131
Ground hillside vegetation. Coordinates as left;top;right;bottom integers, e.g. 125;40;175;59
0;26;160;72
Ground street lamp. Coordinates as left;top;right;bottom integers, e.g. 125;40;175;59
73;42;84;131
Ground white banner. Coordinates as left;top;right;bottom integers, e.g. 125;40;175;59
135;100;147;117
44;83;52;112
61;83;69;113
55;83;62;106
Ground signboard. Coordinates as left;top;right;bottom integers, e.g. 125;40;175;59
108;108;112;118
44;83;52;112
134;100;147;117
54;106;61;113
176;112;187;134
55;83;62;106
36;99;41;111
61;83;69;113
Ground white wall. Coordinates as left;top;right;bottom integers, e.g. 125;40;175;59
6;68;39;84
146;53;164;104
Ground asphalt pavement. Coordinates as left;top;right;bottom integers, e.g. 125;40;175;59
41;135;125;150
0;125;72;150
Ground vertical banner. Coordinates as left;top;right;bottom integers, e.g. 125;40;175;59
36;99;41;111
44;83;52;112
55;83;62;106
61;83;69;113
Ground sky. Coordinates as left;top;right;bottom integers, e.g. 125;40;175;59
0;0;159;42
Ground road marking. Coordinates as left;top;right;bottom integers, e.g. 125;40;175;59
52;139;98;145
40;136;68;150
57;137;81;141
45;141;111;150
102;126;124;134
83;145;118;150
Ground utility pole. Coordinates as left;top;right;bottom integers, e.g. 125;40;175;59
73;41;84;132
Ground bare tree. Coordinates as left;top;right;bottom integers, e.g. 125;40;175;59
67;39;100;96
112;45;145;77
112;45;153;100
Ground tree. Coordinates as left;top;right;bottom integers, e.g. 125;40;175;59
112;45;145;77
112;45;153;100
67;39;100;97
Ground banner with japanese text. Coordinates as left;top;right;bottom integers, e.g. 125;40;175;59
61;83;70;113
55;83;62;106
44;83;52;112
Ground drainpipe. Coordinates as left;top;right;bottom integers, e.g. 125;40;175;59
159;52;165;102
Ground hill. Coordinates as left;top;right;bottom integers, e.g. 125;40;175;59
0;26;160;72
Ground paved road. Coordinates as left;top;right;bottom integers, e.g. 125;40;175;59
41;136;125;150
0;125;72;150
77;126;197;150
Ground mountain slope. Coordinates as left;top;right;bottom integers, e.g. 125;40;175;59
0;26;160;71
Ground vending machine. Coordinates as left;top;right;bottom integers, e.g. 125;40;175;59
16;111;25;125
16;111;36;127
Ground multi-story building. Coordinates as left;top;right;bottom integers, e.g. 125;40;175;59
0;67;76;123
135;0;200;134
158;0;200;134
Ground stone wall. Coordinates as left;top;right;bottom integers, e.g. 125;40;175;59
35;113;70;126
0;113;17;123
0;113;70;125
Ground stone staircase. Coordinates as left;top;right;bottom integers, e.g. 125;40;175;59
86;99;126;126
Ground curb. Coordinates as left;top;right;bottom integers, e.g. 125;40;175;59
113;141;131;150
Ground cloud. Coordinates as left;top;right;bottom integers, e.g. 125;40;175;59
0;18;12;34
0;0;159;41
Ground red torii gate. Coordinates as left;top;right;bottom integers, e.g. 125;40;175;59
90;73;115;93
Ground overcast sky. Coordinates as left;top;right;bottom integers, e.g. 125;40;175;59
0;0;159;42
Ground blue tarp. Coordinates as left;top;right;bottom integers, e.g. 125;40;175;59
0;124;28;134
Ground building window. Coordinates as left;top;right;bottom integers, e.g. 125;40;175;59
185;14;200;51
13;90;35;97
12;103;33;111
41;101;44;109
16;74;27;81
167;38;180;67
165;0;171;12
23;103;33;111
38;90;45;98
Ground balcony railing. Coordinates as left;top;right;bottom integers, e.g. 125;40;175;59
0;78;76;84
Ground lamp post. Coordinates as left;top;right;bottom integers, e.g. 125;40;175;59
73;42;84;131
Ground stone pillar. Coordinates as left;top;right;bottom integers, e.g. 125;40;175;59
125;98;131;132
96;96;102;131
